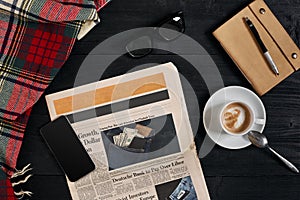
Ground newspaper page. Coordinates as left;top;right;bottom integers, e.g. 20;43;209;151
45;62;210;200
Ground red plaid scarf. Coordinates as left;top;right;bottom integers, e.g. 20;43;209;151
0;0;109;199
0;170;15;200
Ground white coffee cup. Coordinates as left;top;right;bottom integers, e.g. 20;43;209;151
219;101;265;136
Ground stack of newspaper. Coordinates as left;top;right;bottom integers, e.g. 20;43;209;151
45;62;210;200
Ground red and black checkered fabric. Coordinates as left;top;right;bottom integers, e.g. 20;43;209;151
0;170;16;200
0;0;110;199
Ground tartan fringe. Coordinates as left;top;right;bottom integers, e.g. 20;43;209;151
10;164;33;199
12;174;32;187
11;164;32;179
14;190;33;199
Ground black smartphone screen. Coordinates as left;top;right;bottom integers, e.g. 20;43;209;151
40;116;95;182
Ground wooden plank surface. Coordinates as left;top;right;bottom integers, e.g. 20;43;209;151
16;0;300;199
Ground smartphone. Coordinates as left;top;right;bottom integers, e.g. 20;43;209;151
40;116;95;182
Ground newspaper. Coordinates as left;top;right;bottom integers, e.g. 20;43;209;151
45;62;210;200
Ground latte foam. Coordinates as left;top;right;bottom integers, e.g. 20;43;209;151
221;102;252;134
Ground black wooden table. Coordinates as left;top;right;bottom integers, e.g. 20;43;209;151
16;0;300;199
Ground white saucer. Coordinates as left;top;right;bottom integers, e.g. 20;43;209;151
203;86;266;149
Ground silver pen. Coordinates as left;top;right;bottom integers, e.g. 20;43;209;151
244;17;279;75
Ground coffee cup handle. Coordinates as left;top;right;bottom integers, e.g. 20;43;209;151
255;118;265;125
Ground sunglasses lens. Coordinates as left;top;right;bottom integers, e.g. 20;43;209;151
126;36;152;58
159;16;184;41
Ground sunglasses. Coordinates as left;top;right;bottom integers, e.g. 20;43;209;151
126;11;185;58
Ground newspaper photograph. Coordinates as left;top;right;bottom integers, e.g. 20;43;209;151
45;62;210;200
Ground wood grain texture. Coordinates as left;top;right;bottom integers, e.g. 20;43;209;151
16;0;300;199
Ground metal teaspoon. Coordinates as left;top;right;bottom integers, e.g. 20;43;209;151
248;130;299;173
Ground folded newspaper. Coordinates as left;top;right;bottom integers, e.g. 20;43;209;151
45;62;210;200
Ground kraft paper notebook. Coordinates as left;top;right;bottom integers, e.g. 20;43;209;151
213;0;300;96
